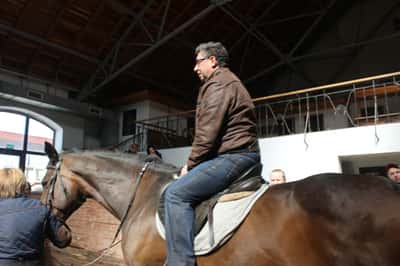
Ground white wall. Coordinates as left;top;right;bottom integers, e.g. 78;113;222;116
148;101;177;118
160;122;400;183
259;122;400;181
160;146;192;168
0;71;70;99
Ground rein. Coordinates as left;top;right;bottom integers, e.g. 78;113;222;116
111;161;151;243
81;161;151;266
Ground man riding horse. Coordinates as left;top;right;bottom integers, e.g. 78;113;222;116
163;41;260;266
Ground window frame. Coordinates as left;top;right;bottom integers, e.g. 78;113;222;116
0;111;55;171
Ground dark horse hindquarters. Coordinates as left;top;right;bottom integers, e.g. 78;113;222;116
236;173;400;266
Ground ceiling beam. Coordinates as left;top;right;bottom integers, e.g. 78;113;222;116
220;5;316;86
244;61;284;83
0;23;99;64
0;29;182;96
328;1;400;82
104;0;155;40
78;2;225;101
0;5;184;97
228;0;338;86
229;0;281;53
292;31;400;63
74;1;107;45
258;11;322;26
54;1;107;83
78;0;157;101
289;0;337;57
157;0;171;40
100;0;198;53
26;0;77;72
15;0;36;27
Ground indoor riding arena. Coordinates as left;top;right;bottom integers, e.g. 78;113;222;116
0;0;400;265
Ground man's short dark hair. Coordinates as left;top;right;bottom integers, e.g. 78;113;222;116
195;42;229;67
386;163;399;172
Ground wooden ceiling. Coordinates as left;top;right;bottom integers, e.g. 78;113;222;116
0;0;346;107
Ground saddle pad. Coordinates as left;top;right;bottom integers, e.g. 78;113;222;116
155;183;269;255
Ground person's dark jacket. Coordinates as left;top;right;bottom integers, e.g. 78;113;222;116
0;196;71;262
187;67;259;170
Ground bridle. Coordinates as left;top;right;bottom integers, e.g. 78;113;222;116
44;158;151;240
43;158;151;266
44;160;87;221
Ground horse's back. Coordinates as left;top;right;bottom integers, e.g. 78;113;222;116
237;173;400;266
122;171;400;266
291;173;400;228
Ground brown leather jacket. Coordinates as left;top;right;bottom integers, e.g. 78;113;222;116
187;67;259;170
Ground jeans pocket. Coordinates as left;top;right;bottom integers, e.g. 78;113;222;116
223;154;256;180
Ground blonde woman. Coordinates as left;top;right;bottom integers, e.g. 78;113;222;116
0;168;71;266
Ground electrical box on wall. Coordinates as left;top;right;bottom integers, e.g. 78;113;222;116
26;89;44;101
88;106;103;117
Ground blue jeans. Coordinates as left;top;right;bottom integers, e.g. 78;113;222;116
163;152;260;266
0;260;40;266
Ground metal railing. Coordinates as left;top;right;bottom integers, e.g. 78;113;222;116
253;71;400;140
113;111;195;151
117;71;400;150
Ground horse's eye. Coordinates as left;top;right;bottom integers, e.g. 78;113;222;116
42;180;48;187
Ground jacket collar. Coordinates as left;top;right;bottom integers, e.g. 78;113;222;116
203;67;227;83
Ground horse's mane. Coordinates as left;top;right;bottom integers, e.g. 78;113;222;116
64;150;180;176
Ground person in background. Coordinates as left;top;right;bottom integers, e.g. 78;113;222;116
0;168;71;266
147;145;162;159
269;169;286;186
129;143;139;154
395;169;400;183
386;163;400;183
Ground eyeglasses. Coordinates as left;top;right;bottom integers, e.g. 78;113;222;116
195;57;209;65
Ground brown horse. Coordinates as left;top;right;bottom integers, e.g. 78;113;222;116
41;142;400;266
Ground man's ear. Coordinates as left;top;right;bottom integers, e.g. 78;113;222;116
210;56;218;68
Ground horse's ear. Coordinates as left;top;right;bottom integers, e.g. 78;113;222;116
45;141;59;162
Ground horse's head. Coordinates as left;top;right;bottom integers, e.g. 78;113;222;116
41;142;87;221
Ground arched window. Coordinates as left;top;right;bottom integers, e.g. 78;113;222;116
0;110;60;186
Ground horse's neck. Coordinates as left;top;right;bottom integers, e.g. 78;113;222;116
81;165;169;220
67;152;175;220
87;174;138;219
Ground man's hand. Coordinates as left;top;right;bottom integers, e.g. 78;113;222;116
180;164;188;177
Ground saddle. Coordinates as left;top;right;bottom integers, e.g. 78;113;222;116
158;163;264;238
